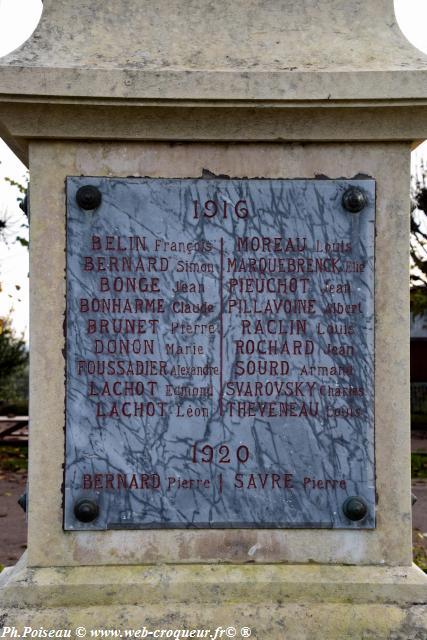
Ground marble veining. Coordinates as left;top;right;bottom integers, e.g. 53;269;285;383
64;177;375;530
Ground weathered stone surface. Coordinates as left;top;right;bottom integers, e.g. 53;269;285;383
1;558;427;638
0;1;426;102
0;2;424;635
23;141;412;566
1;3;426;164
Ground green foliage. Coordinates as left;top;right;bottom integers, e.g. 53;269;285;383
0;321;29;415
411;453;427;478
15;236;29;248
4;176;27;194
0;321;27;377
0;445;28;473
0;365;29;415
411;286;427;318
4;175;28;214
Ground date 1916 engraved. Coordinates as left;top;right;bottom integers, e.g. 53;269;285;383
193;199;249;219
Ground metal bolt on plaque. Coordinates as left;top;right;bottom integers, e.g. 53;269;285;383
342;496;368;521
75;185;102;210
342;187;367;213
74;498;99;523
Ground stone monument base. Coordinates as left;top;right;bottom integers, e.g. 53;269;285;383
1;556;426;639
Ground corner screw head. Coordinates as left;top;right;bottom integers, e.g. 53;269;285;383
74;498;99;523
342;187;367;213
342;496;368;521
76;185;102;210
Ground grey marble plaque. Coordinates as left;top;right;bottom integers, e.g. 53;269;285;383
64;177;375;530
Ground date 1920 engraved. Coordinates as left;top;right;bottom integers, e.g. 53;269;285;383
64;178;375;530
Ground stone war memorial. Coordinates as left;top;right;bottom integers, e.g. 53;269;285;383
0;0;427;637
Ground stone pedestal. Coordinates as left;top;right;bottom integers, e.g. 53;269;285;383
1;558;427;639
0;2;426;638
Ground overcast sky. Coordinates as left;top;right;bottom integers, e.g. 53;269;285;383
0;0;426;341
